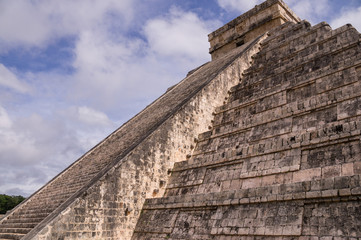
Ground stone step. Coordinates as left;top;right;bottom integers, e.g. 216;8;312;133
31;188;81;200
254;23;357;74
210;83;361;140
259;22;330;61
174;119;361;174
197;111;360;159
195;126;360;161
260;21;313;49
14;207;54;215
261;20;307;44
230;37;361;102
167;157;361;197
35;178;90;192
9;212;49;220
0;223;37;229
228;66;360;118
156;174;361;208
35;190;75;200
0;228;31;234
4;217;43;224
44;178;91;191
22;204;61;212
24;197;69;208
236;27;360;87
0;233;25;240
217;63;360;117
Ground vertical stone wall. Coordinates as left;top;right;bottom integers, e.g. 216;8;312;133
25;35;264;240
208;0;300;60
132;20;361;240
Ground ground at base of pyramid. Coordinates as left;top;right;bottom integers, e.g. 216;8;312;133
1;0;361;239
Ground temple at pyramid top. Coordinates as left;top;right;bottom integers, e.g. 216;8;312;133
208;0;301;60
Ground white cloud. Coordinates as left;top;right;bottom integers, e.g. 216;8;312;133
144;7;217;61
0;1;217;111
0;64;31;93
70;30;145;109
330;6;361;32
0;128;41;166
217;0;263;13
66;106;114;127
0;106;12;128
216;0;333;25
0;104;118;196
0;1;51;48
0;0;133;50
288;0;330;23
69;7;218;111
0;2;219;196
77;106;112;126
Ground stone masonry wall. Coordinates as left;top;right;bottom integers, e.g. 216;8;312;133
208;0;300;60
24;34;266;240
132;20;361;239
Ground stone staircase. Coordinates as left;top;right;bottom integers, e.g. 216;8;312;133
0;16;264;240
0;157;108;239
0;29;264;240
132;20;361;239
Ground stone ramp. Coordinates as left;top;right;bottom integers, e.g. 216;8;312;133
132;20;361;239
0;27;264;240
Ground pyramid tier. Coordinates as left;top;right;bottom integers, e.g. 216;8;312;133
133;20;361;239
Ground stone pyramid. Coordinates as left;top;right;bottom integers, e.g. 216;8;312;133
1;0;361;239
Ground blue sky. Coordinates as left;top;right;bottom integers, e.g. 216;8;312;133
0;0;360;197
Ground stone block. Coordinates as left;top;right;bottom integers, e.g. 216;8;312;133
342;162;354;176
239;198;250;204
321;189;338;198
322;165;341;178
293;168;321;182
229;179;242;190
241;177;262;189
334;176;350;189
354;162;361;174
351;187;361;195
261;174;277;186
306;191;321;199
338;188;351;196
320;178;334;190
293;192;306;199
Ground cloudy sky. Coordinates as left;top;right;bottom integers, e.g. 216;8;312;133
0;0;360;197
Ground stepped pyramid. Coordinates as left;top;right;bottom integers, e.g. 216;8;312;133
1;0;361;239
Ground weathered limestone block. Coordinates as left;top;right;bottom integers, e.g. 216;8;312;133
302;201;361;237
208;0;300;60
212;202;304;236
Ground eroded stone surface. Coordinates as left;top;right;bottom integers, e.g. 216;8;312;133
1;0;361;239
133;13;361;240
208;0;300;60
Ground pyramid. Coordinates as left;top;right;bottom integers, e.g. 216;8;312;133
1;0;361;239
